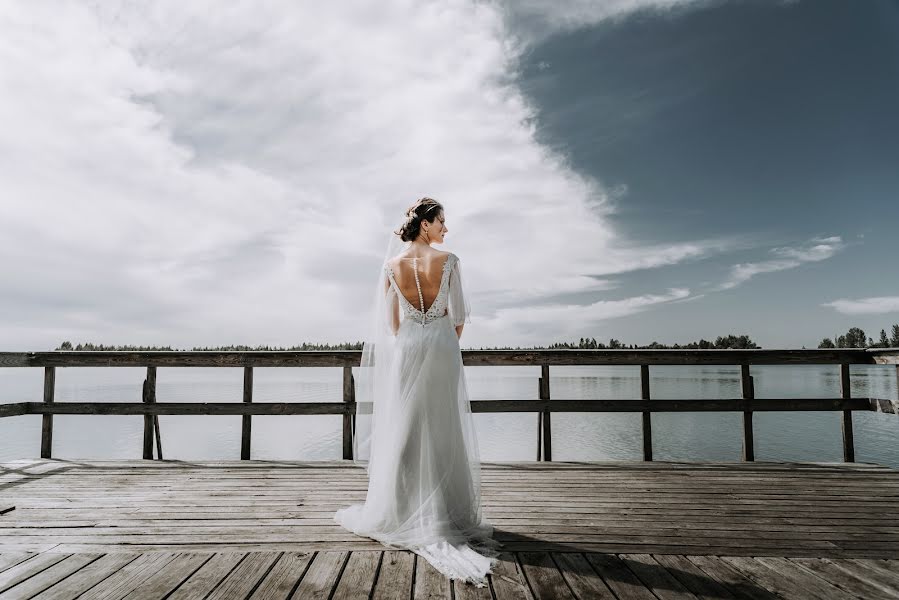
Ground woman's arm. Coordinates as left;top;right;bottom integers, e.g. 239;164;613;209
386;276;400;335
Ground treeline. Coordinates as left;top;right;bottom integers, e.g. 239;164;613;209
491;334;759;351
55;341;364;351
52;324;899;353
818;324;899;349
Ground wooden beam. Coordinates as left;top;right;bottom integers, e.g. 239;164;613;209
241;366;253;460
840;363;855;462
342;366;354;460
540;364;551;461
15;347;885;368
641;364;652;461
40;366;54;459
741;365;754;462
142;366;157;460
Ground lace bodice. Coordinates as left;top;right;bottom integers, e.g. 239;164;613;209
385;253;456;326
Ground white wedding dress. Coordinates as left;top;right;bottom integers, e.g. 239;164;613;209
334;251;502;588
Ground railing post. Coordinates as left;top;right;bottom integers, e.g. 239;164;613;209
41;366;55;459
741;364;754;461
343;366;355;460
142;366;158;460
242;366;253;460
640;364;652;461
539;364;551;461
840;363;855;462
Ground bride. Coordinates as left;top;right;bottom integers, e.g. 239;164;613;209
333;197;502;588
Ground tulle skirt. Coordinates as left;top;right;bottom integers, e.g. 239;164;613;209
334;313;502;587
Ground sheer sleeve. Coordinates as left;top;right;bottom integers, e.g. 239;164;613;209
447;254;471;326
384;265;401;335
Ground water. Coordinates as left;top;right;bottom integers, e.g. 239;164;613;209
2;364;898;467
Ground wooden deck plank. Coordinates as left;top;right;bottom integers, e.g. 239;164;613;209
0;552;70;595
683;556;781;600
76;551;179;600
617;553;698;600
371;550;414;600
246;551;314;599
164;552;246;600
204;551;281;599
2;459;898;598
412;554;452;599
784;557;899;600
28;553;140;600
719;555;853;600
290;550;347;599
552;552;616;600
118;552;210;599
650;554;739;600
517;551;574;599
331;550;380;600
0;553;99;600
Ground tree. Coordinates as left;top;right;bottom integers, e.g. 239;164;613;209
818;338;835;348
891;324;899;348
845;327;867;348
879;329;889;348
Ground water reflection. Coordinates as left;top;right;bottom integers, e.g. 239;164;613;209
1;364;897;467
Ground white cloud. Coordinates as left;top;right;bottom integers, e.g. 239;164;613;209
481;287;692;343
499;0;721;45
711;236;846;292
821;296;899;316
0;1;738;349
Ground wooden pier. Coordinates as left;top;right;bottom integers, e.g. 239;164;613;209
2;458;899;598
2;348;899;597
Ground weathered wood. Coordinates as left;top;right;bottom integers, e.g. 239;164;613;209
5;549;899;599
0;403;28;418
17;396;877;418
840;363;855;462
0;551;69;594
4;460;897;561
0;552;100;599
331;551;380;600
292;551;348;598
641;364;652;461
165;552;245;599
40;366;55;459
25;552;142;600
551;552;616;599
242;366;253;460
205;551;281;599
8;347;899;369
343;366;355;461
247;551;315;599
518;551;575;598
539;364;551;462
142;366;157;460
413;552;452;598
741;366;754;462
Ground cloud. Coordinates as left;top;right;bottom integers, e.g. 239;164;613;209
481;287;692;343
0;1;739;349
499;0;722;46
821;296;899;316
711;235;846;292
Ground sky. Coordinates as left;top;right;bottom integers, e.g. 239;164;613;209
1;0;897;351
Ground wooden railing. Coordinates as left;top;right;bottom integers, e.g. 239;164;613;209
1;349;898;462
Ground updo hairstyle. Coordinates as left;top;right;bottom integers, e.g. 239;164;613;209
394;197;444;243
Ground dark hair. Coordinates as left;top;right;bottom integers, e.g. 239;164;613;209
394;197;444;242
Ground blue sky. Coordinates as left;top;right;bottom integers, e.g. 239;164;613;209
511;0;899;347
0;0;896;350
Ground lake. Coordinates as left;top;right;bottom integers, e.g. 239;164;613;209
2;364;898;468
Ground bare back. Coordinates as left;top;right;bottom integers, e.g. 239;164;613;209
386;251;451;313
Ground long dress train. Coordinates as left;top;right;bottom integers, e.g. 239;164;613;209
333;252;502;587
